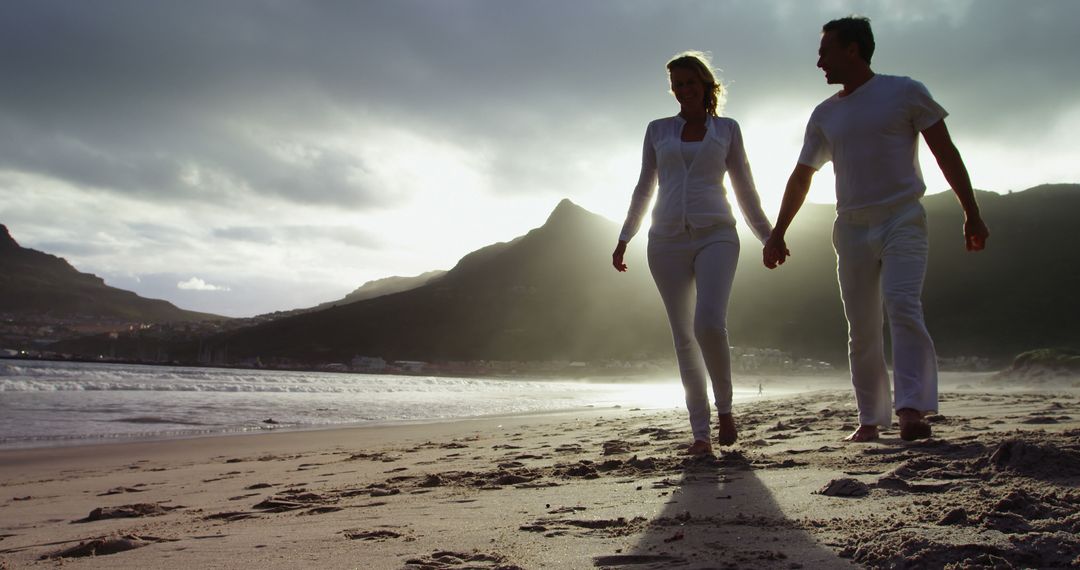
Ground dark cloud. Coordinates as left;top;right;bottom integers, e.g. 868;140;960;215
0;2;391;207
2;1;1076;316
32;240;114;258
2;1;1075;205
211;226;276;243
212;224;381;248
861;2;1080;140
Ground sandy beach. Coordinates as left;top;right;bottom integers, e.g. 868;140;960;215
2;380;1078;569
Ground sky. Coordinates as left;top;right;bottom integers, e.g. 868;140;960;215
2;1;1078;318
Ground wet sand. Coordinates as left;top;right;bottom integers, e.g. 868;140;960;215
1;382;1078;569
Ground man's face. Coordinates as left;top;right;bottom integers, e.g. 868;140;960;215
816;30;854;85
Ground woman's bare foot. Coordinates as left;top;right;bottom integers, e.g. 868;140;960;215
897;408;932;441
686;440;713;455
843;425;880;442
716;414;737;446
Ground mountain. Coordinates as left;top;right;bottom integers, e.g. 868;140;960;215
211;184;1080;365
322;271;448;307
213;199;672;363
50;184;1080;365
923;184;1080;357
0;224;223;322
258;270;447;320
731;183;1080;362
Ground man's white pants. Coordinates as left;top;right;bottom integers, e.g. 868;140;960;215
833;199;938;428
648;225;739;442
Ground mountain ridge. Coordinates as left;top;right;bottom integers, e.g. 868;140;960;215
46;183;1080;365
207;183;1080;365
0;224;224;323
257;270;448;320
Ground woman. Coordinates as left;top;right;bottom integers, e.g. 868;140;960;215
612;51;773;455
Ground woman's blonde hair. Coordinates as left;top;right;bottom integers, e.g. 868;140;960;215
666;51;726;116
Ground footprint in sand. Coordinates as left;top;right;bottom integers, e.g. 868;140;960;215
403;550;522;570
203;511;260;522
301;506;344;516
73;503;179;523
593;553;685;567
46;535;171;559
815;478;870;497
97;485;147;496
520;516;648;538
253;490;337;513
342;528;408;541
601;440;632;455
346;451;401;462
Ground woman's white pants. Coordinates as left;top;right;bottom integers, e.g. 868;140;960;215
833;199;938;428
648;225;739;442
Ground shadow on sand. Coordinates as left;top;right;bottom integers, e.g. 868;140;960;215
592;451;856;569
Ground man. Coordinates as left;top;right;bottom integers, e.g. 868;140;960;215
763;16;989;442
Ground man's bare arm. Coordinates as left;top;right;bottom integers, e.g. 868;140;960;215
763;163;816;269
922;119;989;251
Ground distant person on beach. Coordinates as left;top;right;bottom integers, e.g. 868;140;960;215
762;16;989;442
613;51;773;455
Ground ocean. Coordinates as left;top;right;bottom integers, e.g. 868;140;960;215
0;360;741;450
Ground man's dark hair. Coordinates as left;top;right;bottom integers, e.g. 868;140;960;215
823;16;875;64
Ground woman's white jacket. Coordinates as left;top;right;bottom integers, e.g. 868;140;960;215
619;115;772;244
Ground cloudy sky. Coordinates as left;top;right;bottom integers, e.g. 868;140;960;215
2;1;1077;317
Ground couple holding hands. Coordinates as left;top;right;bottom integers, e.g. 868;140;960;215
611;16;990;455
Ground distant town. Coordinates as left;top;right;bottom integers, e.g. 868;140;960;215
2;312;997;377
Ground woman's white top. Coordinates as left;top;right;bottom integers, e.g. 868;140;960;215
681;140;703;169
619;115;773;244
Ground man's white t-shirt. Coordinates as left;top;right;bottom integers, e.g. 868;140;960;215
798;74;948;212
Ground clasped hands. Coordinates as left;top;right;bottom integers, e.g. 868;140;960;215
614;237;790;272
762;234;790;269
618;223;984;274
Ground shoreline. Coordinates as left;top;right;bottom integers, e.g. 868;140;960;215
2;387;1078;569
0;405;642;479
3;360;859;453
0;403;653;454
0;386;785;453
4;368;1070;455
0;353;851;380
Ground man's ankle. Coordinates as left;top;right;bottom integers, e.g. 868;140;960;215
896;408;924;421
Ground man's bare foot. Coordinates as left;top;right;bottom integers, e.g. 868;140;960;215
716;414;737;446
843;425;879;442
686;440;713;455
897;408;932;441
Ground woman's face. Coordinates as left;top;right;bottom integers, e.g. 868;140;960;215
670;67;705;111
